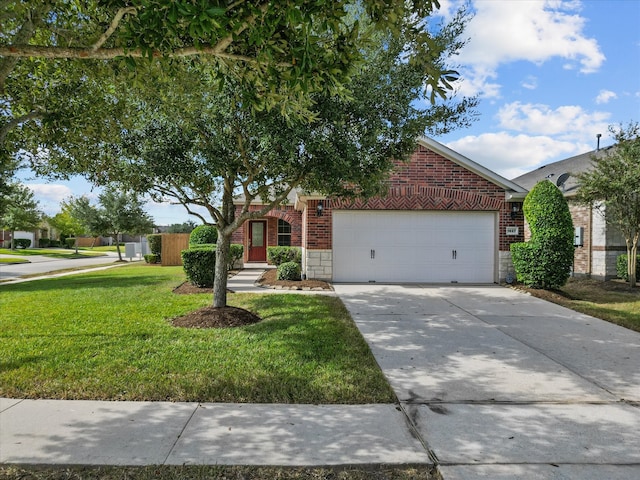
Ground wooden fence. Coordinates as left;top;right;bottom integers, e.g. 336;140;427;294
161;233;190;266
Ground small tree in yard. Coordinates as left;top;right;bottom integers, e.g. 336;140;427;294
511;180;574;289
576;122;640;287
49;201;88;253
67;187;155;261
0;184;42;250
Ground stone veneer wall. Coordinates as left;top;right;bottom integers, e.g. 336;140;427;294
302;248;333;280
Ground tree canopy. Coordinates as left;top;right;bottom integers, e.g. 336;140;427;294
576;122;640;287
0;182;41;249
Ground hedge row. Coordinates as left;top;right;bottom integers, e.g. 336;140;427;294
181;244;243;288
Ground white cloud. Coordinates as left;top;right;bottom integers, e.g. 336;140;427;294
447;132;586;179
595;89;617;104
26;184;73;216
496;101;611;140
453;0;605;97
521;76;538;90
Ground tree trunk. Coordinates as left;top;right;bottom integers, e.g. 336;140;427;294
629;234;638;288
115;237;123;261
213;232;231;308
10;230;16;250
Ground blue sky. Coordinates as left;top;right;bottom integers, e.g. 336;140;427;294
21;0;640;226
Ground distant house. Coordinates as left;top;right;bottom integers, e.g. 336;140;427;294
232;136;527;283
512;146;625;280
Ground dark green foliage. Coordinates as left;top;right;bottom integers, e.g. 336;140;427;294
617;254;640;281
189;225;218;245
228;244;244;270
267;246;302;266
13;238;31;249
147;234;162;256
143;254;160;264
38;238;50;248
65;237;76;249
181;249;216;288
511;180;574;289
277;261;301;281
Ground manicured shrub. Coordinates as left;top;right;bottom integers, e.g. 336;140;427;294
511;180;574;289
38;238;51;248
228;244;244;270
143;254;160;264
48;240;61;247
616;254;640;281
277;261;301;281
181;249;216;287
189;225;218;245
65;238;76;249
267;246;302;265
14;238;31;249
147;234;162;256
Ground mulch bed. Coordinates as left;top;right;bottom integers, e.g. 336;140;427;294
170;268;332;328
171;306;262;328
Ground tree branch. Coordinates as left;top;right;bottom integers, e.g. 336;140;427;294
214;1;269;54
0;44;292;67
90;6;137;52
0;110;45;143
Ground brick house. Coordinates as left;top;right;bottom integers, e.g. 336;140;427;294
513;145;625;280
233;136;527;283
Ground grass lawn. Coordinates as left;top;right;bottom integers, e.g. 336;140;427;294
520;278;640;332
0;465;441;480
0;248;106;258
0;264;395;404
0;257;29;264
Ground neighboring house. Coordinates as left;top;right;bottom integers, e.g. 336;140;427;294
512;145;625;280
232;136;528;283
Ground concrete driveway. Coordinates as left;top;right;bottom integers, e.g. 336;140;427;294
334;284;640;480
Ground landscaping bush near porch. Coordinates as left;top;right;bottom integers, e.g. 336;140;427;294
0;264;394;403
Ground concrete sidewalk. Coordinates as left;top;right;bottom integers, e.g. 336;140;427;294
0;400;426;466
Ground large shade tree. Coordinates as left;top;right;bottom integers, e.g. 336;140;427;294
1;0;456;173
576;122;640;287
50;8;478;308
0;183;41;249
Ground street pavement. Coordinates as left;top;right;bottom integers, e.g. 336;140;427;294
0;251;132;283
1;269;639;479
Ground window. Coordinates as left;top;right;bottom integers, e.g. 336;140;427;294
277;219;292;246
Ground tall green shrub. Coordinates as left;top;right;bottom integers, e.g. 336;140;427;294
147;234;162;256
617;254;640;281
189;225;218;245
510;180;574;289
181;249;216;287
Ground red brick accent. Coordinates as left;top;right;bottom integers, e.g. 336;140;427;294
231;204;302;262
308;145;524;251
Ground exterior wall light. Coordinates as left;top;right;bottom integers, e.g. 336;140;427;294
316;201;324;217
510;203;520;219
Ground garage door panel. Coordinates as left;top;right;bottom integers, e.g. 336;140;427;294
333;211;496;283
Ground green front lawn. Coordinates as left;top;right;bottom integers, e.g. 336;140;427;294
521;278;640;332
0;264;394;404
0;257;29;264
0;248;106;258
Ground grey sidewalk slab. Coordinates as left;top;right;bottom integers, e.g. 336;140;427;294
413;403;640;465
167;403;429;465
0;400;430;466
0;400;197;465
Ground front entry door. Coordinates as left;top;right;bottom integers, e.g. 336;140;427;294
248;221;267;262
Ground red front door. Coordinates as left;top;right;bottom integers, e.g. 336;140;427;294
248;221;267;262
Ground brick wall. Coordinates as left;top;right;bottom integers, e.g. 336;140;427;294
231;204;302;262
307;145;524;251
569;203;591;275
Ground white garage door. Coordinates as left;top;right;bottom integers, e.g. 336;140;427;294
332;210;496;283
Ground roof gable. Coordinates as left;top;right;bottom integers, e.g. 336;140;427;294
417;137;527;195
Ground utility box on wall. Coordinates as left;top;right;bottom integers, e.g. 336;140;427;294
574;227;584;247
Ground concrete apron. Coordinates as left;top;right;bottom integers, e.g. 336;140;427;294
334;284;640;480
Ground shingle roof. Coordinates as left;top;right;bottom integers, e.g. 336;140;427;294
511;146;614;196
